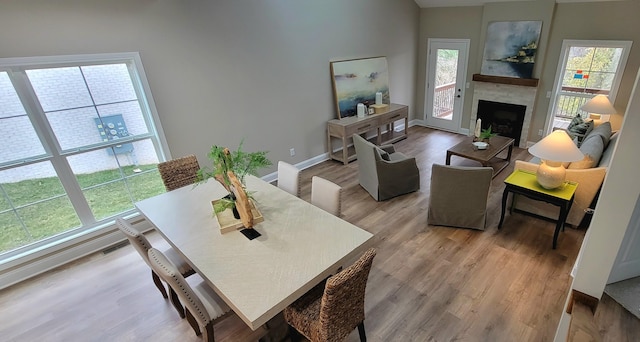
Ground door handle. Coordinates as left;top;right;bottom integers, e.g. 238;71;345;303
456;95;461;98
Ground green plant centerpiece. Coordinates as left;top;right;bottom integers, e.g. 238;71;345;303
477;126;498;142
197;141;271;228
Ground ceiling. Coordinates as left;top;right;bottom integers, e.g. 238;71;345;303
414;0;625;8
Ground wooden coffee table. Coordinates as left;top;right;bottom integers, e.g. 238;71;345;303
445;136;515;178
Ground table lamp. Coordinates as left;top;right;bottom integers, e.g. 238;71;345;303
580;94;616;127
528;130;584;189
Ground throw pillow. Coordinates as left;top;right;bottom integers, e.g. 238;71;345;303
586;121;612;147
376;147;390;161
568;134;605;169
568;118;593;136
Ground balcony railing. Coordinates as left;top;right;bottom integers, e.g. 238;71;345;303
433;82;455;119
552;87;610;130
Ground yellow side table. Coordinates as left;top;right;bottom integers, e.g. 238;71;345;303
498;169;578;249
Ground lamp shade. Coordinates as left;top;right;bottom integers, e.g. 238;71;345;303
529;130;583;163
580;94;617;114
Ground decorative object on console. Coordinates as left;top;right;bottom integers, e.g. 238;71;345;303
330;56;389;119
481;21;542;79
528;130;584;189
197;141;271;233
580;94;616;127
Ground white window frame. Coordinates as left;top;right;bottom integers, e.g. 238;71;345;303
544;40;632;134
0;53;169;286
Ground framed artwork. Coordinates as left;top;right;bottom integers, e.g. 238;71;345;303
330;56;389;119
481;21;542;79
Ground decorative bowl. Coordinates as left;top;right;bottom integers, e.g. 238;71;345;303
473;141;489;150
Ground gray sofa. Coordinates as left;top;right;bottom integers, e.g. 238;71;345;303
513;122;618;227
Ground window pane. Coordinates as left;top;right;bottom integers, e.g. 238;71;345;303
27;67;93;112
0;162;81;254
96;102;149;136
67;139;164;221
562;70;587;90
592;48;623;73
81;64;137;105
0;72;46;163
432;49;457;120
584;72;615;92
45;107;104;151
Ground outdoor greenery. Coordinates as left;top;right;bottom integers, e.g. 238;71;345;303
0;164;165;254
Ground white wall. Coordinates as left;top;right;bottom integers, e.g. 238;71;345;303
0;0;420;287
0;0;420;171
554;67;640;341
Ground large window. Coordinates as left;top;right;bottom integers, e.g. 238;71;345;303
0;53;167;257
546;40;632;132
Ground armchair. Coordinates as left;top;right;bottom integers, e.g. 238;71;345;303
352;134;420;201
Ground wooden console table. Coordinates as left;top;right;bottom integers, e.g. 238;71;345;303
327;103;408;164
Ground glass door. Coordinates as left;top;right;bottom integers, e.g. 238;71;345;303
424;39;469;132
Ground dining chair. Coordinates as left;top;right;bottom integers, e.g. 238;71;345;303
115;218;195;318
310;176;342;217
158;154;201;191
284;248;377;342
277;161;301;197
147;248;234;341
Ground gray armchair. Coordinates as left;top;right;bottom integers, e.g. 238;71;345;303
428;164;493;230
352;134;420;201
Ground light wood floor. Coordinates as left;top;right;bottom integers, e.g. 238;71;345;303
1;126;638;341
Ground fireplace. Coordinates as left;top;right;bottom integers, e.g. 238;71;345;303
471;81;538;148
477;100;526;146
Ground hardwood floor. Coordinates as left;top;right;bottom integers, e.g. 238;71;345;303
1;126;638;341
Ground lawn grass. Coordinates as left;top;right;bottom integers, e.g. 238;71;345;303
0;164;165;254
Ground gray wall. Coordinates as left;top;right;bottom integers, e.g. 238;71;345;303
418;0;640;142
0;0;420;173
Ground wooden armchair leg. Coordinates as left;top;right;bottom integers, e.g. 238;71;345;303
151;270;168;298
358;322;367;342
185;308;202;336
169;287;185;318
202;322;215;342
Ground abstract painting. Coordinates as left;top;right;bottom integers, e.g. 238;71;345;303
330;56;389;119
481;21;542;79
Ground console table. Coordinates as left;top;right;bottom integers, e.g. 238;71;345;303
327;103;408;164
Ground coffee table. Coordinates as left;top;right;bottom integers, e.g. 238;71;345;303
445;136;515;178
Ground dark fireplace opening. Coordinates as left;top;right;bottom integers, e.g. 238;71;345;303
477;100;526;145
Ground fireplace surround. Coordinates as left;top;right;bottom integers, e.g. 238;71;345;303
471;81;538;148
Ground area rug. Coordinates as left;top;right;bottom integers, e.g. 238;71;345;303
604;276;640;319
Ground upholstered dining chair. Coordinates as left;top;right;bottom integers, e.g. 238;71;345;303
278;161;301;197
310;176;342;217
115;218;195;318
428;164;493;230
147;248;238;341
352;134;420;201
158;154;200;191
284;248;377;342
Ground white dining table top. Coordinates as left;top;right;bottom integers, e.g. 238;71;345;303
135;175;374;330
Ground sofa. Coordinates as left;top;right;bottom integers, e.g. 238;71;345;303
513;121;618;227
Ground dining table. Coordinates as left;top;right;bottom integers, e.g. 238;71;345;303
135;175;374;331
